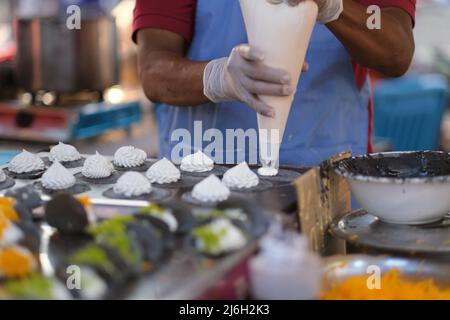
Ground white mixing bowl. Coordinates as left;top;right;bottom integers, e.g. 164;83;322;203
335;151;450;225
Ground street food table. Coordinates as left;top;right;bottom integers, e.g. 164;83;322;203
0;151;307;299
1;150;450;300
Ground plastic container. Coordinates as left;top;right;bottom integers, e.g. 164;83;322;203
249;223;321;300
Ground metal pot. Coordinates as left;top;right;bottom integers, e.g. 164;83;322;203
16;16;119;93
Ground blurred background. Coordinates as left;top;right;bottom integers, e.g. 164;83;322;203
0;0;158;164
0;0;449;163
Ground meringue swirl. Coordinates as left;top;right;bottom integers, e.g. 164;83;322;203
49;142;81;163
113;172;152;197
82;152;114;179
114;146;147;168
8;150;45;174
41;161;76;190
223;162;259;189
180;151;214;173
146;158;181;184
192;175;230;203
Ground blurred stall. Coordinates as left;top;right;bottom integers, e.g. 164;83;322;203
372;0;450;153
0;0;157;156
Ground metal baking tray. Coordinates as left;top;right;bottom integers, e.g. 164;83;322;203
1;152;306;212
1;152;307;299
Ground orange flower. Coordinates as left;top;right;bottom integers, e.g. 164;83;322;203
0;214;8;240
78;196;92;208
0;247;36;278
322;268;450;300
0;197;18;222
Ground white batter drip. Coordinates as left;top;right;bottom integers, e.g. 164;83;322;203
257;167;279;177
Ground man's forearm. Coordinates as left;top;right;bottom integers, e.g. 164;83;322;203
326;0;415;77
137;29;209;106
139;51;209;106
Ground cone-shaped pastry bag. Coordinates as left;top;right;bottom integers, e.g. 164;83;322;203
239;0;318;175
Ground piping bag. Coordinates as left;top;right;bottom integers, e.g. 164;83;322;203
239;0;318;176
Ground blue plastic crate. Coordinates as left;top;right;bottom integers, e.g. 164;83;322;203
374;74;449;151
0;151;20;166
72;101;142;140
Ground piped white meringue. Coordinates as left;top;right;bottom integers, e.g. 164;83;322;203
49;142;81;163
146;158;181;184
114;146;147;168
41;161;76;190
223;162;259;189
82;152;114;179
192;175;230;203
180;151;214;173
8;150;45;174
113;172;152;197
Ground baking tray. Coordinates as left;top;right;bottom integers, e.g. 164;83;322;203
0;152;307;299
0;153;306;212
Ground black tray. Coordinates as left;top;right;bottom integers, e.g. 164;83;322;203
103;187;172;202
114;160;155;172
4;167;46;180
75;171;121;185
33;181;91;196
42;157;86;169
0;177;15;191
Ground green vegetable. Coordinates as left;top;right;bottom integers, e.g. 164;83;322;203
69;245;117;276
139;204;165;216
88;215;134;237
192;224;227;255
209;209;225;219
139;205;172;236
4;274;53;300
88;216;138;265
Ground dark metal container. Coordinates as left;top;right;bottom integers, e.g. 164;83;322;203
16;16;119;93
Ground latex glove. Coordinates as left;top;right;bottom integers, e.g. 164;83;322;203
203;44;296;118
267;0;343;24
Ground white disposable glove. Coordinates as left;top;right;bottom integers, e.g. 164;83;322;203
203;44;296;118
267;0;343;24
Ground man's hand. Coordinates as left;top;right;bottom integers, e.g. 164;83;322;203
267;0;343;24
204;44;301;118
313;0;343;24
